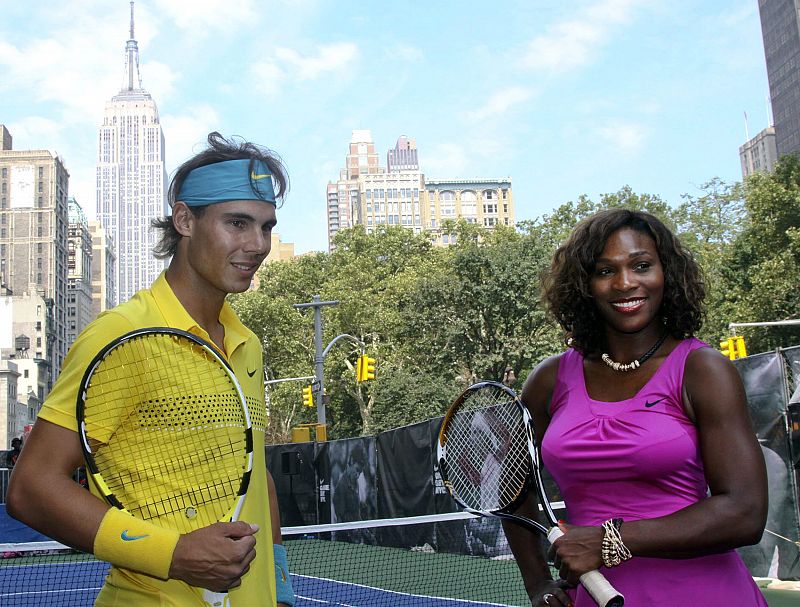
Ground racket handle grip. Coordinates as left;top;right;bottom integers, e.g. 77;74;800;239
201;590;229;607
547;527;625;607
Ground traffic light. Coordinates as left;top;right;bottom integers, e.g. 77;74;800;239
719;338;735;360
356;354;376;382
734;336;747;359
302;385;313;407
720;336;747;360
363;356;376;381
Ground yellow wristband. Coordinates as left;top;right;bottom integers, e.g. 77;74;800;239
93;507;180;580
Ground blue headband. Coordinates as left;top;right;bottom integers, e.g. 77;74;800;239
176;159;276;207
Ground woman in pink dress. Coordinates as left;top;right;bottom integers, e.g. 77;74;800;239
503;209;768;607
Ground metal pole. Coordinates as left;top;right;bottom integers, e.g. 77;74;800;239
313;297;325;425
729;320;800;330
293;295;339;427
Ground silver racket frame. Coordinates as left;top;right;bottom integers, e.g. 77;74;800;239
437;380;624;607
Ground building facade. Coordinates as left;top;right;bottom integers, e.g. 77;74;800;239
423;179;515;245
740;126;779;178
96;3;167;304
327;130;382;250
360;171;425;235
67;199;94;346
0;138;70;377
326;131;515;250
387;136;419;172
88;221;117;317
758;0;800;158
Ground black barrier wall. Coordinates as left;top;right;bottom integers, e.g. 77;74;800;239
266;346;800;580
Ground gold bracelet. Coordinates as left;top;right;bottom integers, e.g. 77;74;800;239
601;518;631;568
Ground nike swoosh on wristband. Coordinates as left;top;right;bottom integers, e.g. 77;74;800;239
250;171;271;180
644;397;665;408
120;530;149;541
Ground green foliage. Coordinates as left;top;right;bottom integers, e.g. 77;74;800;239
229;172;800;442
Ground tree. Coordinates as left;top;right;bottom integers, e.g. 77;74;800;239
726;155;800;351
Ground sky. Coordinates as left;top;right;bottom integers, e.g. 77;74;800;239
0;0;772;254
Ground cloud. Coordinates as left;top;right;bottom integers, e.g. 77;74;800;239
161;105;222;172
275;42;359;80
423;143;470;177
594;120;649;154
250;42;359;97
521;0;648;73
386;44;424;62
0;3;174;123
466;86;536;121
151;0;259;32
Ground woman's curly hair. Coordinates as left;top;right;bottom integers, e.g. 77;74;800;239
542;209;705;354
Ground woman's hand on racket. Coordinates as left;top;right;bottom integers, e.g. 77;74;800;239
169;521;259;591
548;522;605;586
529;578;573;607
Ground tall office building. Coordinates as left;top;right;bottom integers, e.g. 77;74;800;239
757;0;800;157
88;221;117;317
327;130;382;250
739;126;779;178
387;136;418;172
0;130;70;379
97;1;167;304
67;199;94;346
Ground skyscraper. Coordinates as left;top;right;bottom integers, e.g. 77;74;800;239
0;129;70;379
757;0;800;157
67;198;94;347
387;136;418;172
96;1;167;304
326;130;381;250
739;126;779;178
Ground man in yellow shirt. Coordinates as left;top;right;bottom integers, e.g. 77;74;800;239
7;132;294;606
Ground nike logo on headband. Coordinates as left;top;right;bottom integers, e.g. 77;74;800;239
251;171;272;180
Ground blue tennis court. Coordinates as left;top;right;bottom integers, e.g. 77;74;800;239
1;559;521;607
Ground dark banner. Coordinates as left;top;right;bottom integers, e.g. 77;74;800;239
266;442;318;527
327;436;377;524
377;420;435;518
734;351;800;579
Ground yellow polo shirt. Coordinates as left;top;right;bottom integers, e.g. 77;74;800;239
39;271;276;607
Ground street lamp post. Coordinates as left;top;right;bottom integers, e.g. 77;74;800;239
293;295;339;425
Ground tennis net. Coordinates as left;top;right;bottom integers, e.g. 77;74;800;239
1;512;531;607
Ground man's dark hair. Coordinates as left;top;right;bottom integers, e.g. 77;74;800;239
152;132;289;259
542;208;705;354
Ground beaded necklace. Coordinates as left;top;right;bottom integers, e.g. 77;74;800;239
601;332;668;372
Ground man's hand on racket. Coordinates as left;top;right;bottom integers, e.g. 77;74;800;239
169;521;259;592
548;522;605;587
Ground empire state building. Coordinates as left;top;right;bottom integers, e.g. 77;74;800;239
96;1;167;305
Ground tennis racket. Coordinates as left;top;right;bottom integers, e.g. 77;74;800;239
437;381;623;607
77;327;253;607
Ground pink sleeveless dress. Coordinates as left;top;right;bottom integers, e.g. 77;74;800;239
542;338;767;606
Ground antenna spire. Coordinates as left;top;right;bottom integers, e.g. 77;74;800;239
123;1;142;91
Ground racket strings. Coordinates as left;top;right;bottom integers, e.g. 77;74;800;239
83;333;249;532
443;386;531;511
